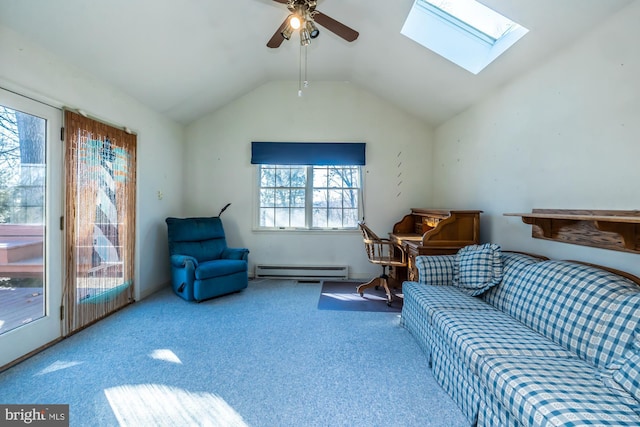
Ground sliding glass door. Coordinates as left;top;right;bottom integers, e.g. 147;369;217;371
0;88;63;368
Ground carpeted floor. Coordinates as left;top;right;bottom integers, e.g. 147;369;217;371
318;280;403;313
0;279;469;427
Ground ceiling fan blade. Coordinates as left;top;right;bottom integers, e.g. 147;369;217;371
314;11;359;42
267;19;288;48
272;0;289;3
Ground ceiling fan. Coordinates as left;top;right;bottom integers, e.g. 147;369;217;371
267;0;359;48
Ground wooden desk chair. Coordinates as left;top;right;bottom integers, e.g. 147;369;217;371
357;221;407;306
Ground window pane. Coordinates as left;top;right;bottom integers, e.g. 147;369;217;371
275;208;290;227
260;189;275;207
344;189;358;209
343;209;358;227
328;190;343;208
328;209;343;227
290;208;305;227
423;0;519;40
291;189;305;207
313;167;328;188
275;189;289;207
275;168;290;187
327;167;345;188
312;189;327;208
259;208;274;227
260;166;276;187
290;167;306;187
347;168;360;187
312;208;327;228
0;106;46;333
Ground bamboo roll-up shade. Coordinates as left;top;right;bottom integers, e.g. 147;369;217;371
63;110;136;335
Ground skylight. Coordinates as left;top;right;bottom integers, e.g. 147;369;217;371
401;0;529;74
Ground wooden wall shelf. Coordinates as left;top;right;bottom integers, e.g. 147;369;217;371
504;209;640;254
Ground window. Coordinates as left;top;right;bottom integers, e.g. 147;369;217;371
401;0;529;74
257;164;361;230
251;142;366;230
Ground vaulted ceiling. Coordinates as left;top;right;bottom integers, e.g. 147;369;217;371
0;0;633;126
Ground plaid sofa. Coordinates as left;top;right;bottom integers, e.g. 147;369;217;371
401;251;640;426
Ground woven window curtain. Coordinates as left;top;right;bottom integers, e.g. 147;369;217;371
63;110;136;335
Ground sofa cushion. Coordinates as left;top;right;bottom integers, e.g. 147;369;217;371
452;243;503;296
595;291;640;369
614;352;640;404
479;356;640;426
504;260;640;369
402;282;496;322
431;309;574;375
482;251;546;312
401;282;497;363
599;336;640;411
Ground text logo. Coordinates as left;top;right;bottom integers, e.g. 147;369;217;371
1;405;68;426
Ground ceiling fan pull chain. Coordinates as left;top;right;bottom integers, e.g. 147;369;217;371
304;44;309;89
298;43;303;97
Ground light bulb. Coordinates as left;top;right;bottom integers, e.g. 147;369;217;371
290;15;302;30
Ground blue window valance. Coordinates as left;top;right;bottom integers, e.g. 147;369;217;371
251;142;366;166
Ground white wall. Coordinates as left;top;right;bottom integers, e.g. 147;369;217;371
432;2;640;277
185;81;433;278
0;24;185;298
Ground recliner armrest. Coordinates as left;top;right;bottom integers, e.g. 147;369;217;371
222;247;249;261
170;254;199;269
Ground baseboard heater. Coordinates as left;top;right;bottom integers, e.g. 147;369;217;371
254;265;348;280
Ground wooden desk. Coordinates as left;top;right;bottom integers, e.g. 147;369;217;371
389;209;482;281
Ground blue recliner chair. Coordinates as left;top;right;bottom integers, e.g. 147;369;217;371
165;216;249;302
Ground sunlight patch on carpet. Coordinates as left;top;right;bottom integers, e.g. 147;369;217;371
36;360;84;376
104;384;248;427
321;292;379;302
149;349;182;364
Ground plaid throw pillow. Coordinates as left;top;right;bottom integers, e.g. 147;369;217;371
453;243;503;296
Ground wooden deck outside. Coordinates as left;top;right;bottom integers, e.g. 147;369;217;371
0;278;127;335
0;286;44;334
0;224;44;278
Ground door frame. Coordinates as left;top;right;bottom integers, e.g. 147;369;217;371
0;88;63;369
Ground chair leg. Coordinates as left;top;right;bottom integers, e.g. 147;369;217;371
357;276;394;306
380;277;393;306
357;277;381;296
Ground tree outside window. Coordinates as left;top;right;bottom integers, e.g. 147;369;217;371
0;106;45;224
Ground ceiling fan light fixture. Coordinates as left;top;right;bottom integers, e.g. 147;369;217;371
289;14;302;30
281;19;295;40
306;20;319;38
300;28;311;46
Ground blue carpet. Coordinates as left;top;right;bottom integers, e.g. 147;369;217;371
0;279;470;427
